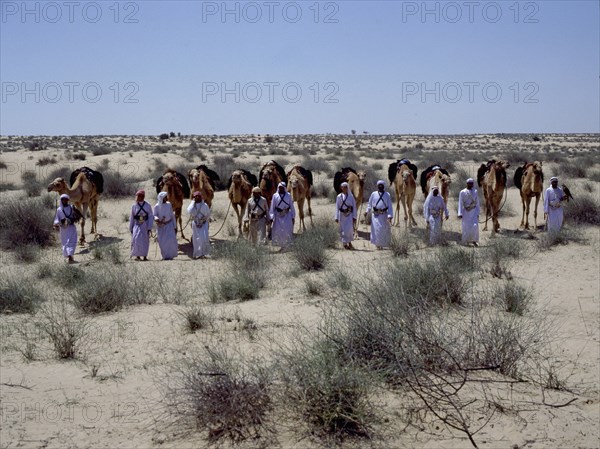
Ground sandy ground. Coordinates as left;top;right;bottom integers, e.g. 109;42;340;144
0;134;598;448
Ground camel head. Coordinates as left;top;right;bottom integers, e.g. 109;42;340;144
496;160;510;171
526;161;544;193
162;171;182;190
357;171;366;187
47;178;67;193
441;173;451;187
260;166;278;191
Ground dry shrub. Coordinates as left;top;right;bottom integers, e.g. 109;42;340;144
209;241;270;302
538;227;584;251
564;192;600;225
163;347;274;443
278;336;377;438
179;304;215;333
72;264;153;314
292;229;330;271
0;272;45;314
38;300;91;359
21;170;43;197
493;281;533;315
0;196;55;251
102;169;139;198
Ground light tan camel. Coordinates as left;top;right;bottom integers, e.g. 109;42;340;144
228;169;258;236
426;170;451;205
514;161;544;230
287;165;313;232
188;165;219;207
478;160;510;234
391;164;417;227
47;168;102;245
156;169;190;240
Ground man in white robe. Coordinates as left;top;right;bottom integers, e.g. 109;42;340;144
365;180;393;250
187;191;211;259
335;182;357;249
457;178;480;246
244;187;268;245
129;190;154;261
153;191;178;260
424;186;449;245
269;182;295;249
544;176;566;232
53;193;79;263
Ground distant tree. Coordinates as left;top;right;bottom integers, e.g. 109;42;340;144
170;132;175;138
532;135;541;142
363;131;369;135
159;133;169;141
351;130;356;135
264;135;274;144
177;132;181;138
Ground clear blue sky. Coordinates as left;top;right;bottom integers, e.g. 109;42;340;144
1;0;599;135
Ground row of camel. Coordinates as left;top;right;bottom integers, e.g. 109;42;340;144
45;158;547;245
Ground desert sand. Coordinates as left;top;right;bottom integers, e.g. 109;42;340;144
0;133;598;448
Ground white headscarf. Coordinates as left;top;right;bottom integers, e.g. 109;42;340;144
60;194;70;200
156;191;168;205
340;182;354;202
278;181;286;189
423;186;439;220
377;180;385;187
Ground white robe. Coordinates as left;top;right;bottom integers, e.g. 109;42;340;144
424;195;449;245
153;202;178;260
457;188;480;243
187;200;211;257
335;192;357;244
129;201;154;257
269;191;295;248
53;205;78;257
544;186;564;232
366;191;393;247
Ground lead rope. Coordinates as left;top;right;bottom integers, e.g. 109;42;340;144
210;199;232;238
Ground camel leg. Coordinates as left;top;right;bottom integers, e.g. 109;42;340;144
520;193;526;228
524;196;531;229
232;203;242;236
401;194;408;228
178;211;186;241
307;195;313;227
78;202;87;245
298;198;305;232
483;198;490;232
533;194;540;230
408;193;417;227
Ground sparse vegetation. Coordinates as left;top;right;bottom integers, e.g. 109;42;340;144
0;197;54;251
164;348;274;443
564;193;600;225
0;272;45;313
494;281;533;315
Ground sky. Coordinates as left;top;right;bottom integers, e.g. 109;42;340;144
1;0;599;135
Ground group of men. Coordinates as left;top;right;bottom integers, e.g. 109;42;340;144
53;176;568;263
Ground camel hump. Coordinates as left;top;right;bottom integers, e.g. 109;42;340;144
333;171;343;194
70;167;104;194
514;165;525;190
420;165;440;194
291;165;313;186
388;162;398;184
476;164;488;188
176;172;191;198
195;165;220;189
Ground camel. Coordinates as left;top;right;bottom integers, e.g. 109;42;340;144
514;161;544;230
477;159;510;234
47;167;103;245
420;165;451;205
156;169;190;240
259;160;287;209
388;159;418;227
227;169;258;236
188;165;219;207
334;167;367;205
287;165;313;232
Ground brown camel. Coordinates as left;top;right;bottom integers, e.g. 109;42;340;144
259;160;287;209
156;169;190;240
47;167;103;245
514;161;544;230
188;165;219;207
287;165;313;232
228;169;258;236
334;167;367;205
420;167;451;205
388;160;418;227
477;160;510;234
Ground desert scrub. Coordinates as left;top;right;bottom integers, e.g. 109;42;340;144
0;271;45;314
